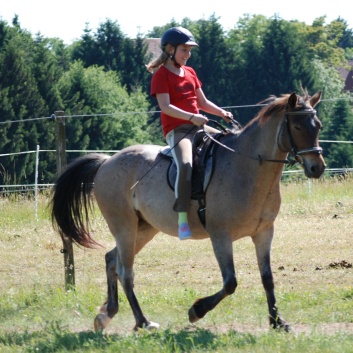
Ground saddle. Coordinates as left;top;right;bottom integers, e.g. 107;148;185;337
159;129;225;226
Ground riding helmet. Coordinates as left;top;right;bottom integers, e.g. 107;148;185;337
161;27;198;47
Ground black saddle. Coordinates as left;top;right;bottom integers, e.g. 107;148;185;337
159;129;225;226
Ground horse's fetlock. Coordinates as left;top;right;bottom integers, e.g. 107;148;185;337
106;303;119;318
224;277;237;295
192;299;207;320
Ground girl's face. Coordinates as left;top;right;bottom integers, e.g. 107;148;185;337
173;44;193;66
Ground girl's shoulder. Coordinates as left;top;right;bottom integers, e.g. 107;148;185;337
152;65;168;81
184;66;198;78
184;66;197;74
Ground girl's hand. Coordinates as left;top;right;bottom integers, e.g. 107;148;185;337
221;110;233;123
190;114;208;126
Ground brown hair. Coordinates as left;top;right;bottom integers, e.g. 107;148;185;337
146;44;174;73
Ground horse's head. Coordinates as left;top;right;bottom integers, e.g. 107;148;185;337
279;91;326;178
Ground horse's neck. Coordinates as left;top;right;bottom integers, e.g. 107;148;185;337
240;118;286;162
226;119;287;189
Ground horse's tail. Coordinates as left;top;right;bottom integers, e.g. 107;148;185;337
50;153;110;248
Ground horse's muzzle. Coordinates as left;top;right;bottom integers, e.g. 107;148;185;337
302;154;326;178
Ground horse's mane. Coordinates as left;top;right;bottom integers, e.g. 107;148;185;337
246;90;311;128
255;94;290;126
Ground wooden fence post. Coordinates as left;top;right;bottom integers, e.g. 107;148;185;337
54;110;75;290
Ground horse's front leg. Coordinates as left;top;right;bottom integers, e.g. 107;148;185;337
189;232;237;323
94;247;119;331
252;227;291;332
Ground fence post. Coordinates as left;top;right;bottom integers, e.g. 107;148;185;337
54;110;75;291
34;145;40;220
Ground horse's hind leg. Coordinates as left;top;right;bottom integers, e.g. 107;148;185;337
252;228;290;332
94;220;159;331
118;222;160;331
94;247;118;331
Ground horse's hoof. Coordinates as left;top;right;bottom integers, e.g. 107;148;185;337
145;321;160;330
94;313;111;332
188;306;200;323
271;316;292;333
281;323;292;333
135;321;160;331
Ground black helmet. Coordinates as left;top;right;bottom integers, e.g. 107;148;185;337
161;27;198;47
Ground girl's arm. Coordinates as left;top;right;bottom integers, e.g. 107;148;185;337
196;88;233;121
156;93;208;126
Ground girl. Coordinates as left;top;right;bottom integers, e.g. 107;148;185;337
147;26;233;240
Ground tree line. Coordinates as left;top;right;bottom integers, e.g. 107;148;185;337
0;14;353;185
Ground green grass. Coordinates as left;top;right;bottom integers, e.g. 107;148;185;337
1;327;353;353
0;176;353;352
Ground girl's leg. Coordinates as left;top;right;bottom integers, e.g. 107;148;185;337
166;125;195;239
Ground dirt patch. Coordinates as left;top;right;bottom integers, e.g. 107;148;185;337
198;322;353;335
328;260;353;269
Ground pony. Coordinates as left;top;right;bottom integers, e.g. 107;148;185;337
50;91;326;332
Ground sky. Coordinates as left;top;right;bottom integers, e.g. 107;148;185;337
1;0;352;44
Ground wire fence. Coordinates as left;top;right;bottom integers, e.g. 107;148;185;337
1;144;353;190
1;97;353;217
0;144;353;219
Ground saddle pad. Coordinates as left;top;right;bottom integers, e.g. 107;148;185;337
159;142;216;200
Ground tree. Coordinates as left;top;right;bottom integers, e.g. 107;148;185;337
300;16;347;67
227;14;271;123
71;19;151;94
120;34;151;93
146;19;180;38
258;17;316;96
325;98;353;168
191;15;232;109
0;22;48;184
56;61;152;155
309;59;346;136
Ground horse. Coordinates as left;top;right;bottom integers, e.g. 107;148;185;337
50;90;326;333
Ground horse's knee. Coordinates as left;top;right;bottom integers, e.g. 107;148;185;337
224;276;237;295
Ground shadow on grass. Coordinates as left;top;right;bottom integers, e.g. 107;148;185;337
0;322;258;352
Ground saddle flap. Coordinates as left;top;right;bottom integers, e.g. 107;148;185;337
161;131;222;199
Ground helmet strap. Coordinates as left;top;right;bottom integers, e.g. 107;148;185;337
170;46;181;68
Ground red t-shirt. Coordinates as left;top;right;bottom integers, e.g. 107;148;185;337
150;65;202;136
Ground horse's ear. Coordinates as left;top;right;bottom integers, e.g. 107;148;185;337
288;92;298;109
309;91;322;108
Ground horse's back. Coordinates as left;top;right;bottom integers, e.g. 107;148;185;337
95;144;162;190
93;144;171;215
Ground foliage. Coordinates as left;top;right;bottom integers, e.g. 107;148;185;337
56;61;152;153
0;14;353;185
324;99;353;167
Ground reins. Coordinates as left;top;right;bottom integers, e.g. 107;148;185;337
131;106;322;189
210;108;322;166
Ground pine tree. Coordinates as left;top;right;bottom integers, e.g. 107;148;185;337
325;98;353;168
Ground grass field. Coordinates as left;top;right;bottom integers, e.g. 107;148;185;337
0;175;353;352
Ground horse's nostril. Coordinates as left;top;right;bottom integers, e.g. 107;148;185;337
308;163;325;178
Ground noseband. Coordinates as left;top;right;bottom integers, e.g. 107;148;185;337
283;109;323;165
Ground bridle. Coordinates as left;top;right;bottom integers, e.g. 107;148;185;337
208;108;323;166
146;107;323;172
282;108;323;165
